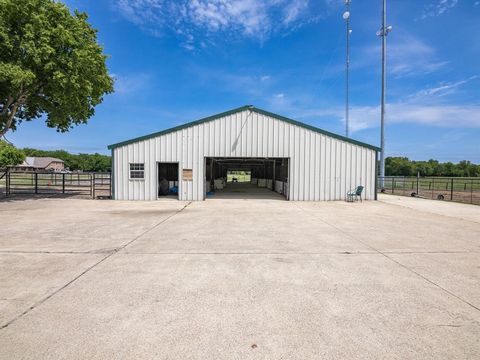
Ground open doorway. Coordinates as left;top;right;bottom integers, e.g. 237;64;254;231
205;157;289;200
227;170;251;183
157;162;179;199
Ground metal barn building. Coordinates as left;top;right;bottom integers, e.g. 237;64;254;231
108;106;379;201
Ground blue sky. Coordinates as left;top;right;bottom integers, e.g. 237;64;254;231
9;0;480;162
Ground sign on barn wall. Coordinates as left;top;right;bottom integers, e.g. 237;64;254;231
182;169;193;181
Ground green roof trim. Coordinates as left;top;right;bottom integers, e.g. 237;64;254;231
107;105;380;151
252;107;380;151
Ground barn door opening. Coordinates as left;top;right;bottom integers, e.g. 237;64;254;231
204;157;289;200
157;162;179;199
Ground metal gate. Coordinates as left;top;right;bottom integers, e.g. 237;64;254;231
2;169;111;199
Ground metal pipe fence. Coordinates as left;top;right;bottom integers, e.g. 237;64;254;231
1;169;111;199
378;176;480;205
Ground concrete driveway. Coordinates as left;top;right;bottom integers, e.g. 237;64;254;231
0;195;479;359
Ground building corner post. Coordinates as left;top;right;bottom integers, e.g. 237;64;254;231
375;151;379;200
111;148;115;200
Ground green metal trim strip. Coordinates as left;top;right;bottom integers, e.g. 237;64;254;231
252;107;380;151
107;105;380;152
374;150;378;201
107;106;250;150
111;148;115;199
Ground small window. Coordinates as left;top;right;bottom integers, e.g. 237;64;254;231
129;163;144;179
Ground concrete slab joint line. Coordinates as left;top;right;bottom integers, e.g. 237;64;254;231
293;202;480;314
0;202;192;330
121;202;192;251
1;196;480;358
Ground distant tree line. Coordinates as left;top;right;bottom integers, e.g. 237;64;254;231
385;157;480;177
21;148;111;172
0;141;110;171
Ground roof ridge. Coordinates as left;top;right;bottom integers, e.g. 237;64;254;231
108;105;380;151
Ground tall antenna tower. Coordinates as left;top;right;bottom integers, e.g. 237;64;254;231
376;0;392;186
343;0;352;138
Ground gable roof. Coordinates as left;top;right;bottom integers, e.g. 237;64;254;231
107;105;380;151
22;157;64;168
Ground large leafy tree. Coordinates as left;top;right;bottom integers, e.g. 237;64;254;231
0;0;113;137
0;140;25;167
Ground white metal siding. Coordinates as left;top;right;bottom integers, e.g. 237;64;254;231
113;109;377;201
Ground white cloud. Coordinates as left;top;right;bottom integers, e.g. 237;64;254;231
115;0;324;47
283;0;309;25
112;73;151;94
183;65;278;98
356;34;448;78
409;76;479;99
269;92;289;107
421;0;459;19
367;103;480;129
276;69;480;133
302;103;480;132
389;36;448;77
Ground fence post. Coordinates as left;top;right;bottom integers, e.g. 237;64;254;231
92;173;95;199
6;168;9;196
432;178;435;199
62;173;65;194
471;179;474;204
35;172;38;194
450;178;454;201
416;172;419;196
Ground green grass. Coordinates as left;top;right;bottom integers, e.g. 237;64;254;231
227;171;251;183
380;177;480;192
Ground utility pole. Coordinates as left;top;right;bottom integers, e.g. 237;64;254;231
377;0;392;187
343;1;352;138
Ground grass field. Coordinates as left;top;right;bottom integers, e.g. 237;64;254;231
380;176;480;191
379;176;480;205
227;171;251;183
